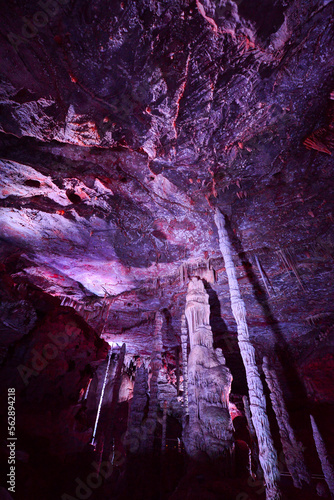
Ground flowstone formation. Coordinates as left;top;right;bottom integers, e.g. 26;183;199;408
182;277;234;467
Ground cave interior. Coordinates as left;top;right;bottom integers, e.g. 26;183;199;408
0;1;334;499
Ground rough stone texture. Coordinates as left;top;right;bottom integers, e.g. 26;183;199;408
124;363;149;455
0;0;333;498
215;209;281;499
144;311;163;452
310;415;334;498
0;0;332;393
180;313;189;414
183;277;234;463
263;356;311;489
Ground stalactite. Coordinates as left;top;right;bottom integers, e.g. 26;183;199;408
214;209;281;500
277;248;305;291
263;357;310;488
180;262;188;285
144;311;163;452
310;415;334;497
180;314;189;415
254;254;272;297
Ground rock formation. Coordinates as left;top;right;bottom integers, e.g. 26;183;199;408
310;415;334;498
214;209;281;499
144;311;163;452
183;277;234;466
124;363;149;455
263;356;311;488
180;314;189;415
0;0;333;498
242;394;260;475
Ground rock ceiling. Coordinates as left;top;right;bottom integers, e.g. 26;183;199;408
0;0;333;376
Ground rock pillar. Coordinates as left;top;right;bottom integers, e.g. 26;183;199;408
310;415;334;497
183;277;234;468
214;209;281;500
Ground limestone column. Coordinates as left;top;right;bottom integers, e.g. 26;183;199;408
242;395;256;442
161;400;168;454
145;311;163;452
263;356;310;488
180;314;189;415
214;209;281;500
175;346;180;395
310;415;334;497
125;363;149;455
243;394;261;475
183;277;234;464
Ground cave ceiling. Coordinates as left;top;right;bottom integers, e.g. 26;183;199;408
0;0;334;365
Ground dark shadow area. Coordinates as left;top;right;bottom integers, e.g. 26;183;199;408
203;280;248;395
223;215;313;449
238;0;287;40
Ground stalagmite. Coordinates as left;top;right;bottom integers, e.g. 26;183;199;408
180;314;189;415
263;356;310;488
175;346;180;395
214;209;281;500
161;400;168;454
310;415;334;497
144;311;163;452
125;363;149;455
183;277;234;467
